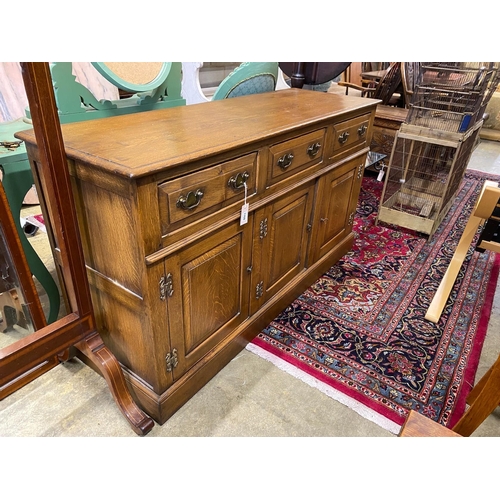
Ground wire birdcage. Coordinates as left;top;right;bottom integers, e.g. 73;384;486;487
420;62;496;91
406;62;499;133
376;123;482;236
377;62;499;236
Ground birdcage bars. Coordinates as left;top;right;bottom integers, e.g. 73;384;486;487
407;62;498;133
408;84;486;133
376;122;482;236
420;62;497;91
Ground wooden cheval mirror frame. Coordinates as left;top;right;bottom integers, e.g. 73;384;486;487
0;62;154;436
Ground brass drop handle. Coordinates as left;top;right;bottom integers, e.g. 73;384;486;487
228;171;250;190
357;124;367;136
338;131;350;144
277;152;294;170
307;142;321;157
176;188;204;210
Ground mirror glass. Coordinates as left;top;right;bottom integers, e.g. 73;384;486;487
0;224;35;348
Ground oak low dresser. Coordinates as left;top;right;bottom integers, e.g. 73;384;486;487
18;89;379;424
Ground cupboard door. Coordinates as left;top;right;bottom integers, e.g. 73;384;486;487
251;182;315;314
164;219;252;378
310;154;365;263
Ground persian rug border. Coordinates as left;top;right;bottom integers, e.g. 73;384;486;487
247;168;500;434
248;250;500;434
448;251;500;428
246;341;402;434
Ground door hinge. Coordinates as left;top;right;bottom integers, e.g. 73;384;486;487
255;280;264;299
166;348;178;372
357;163;364;179
259;217;268;239
348;211;355;226
159;273;174;300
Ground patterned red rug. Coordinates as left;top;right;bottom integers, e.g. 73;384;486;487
248;169;500;434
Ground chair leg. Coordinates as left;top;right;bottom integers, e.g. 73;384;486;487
452;356;500;436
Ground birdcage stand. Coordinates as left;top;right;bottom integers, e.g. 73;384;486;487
376;121;482;237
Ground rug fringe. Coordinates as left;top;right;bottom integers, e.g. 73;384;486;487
246;342;402;435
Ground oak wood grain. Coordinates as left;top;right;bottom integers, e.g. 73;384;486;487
18;89;378;178
21;88;379;423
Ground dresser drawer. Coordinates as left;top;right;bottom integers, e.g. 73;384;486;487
331;114;370;157
268;128;325;185
158;153;257;231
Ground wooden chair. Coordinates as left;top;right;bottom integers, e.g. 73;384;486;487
401;62;422;107
337;62;404;106
426;181;500;323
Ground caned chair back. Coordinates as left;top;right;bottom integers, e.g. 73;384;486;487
211;62;279;100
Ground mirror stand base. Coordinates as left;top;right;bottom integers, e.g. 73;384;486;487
76;331;155;436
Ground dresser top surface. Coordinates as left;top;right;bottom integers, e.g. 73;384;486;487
17;89;379;179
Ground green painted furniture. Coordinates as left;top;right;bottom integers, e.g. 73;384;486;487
211;62;279;100
1;62;186;324
26;62;185;124
1;119;61;324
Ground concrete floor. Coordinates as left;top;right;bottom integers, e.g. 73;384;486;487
1;139;500;439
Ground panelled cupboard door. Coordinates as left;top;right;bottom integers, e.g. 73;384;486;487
163;219;252;378
250;182;315;314
309;153;366;263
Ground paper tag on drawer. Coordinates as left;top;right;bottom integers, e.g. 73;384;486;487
240;181;249;225
240;203;249;225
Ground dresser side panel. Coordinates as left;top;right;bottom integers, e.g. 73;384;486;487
87;267;171;393
72;171;144;296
